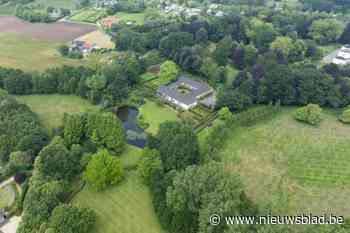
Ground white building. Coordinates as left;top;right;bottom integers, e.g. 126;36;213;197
332;45;350;65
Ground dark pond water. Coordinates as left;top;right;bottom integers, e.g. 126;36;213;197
116;106;147;148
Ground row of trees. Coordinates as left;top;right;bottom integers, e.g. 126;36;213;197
0;53;144;107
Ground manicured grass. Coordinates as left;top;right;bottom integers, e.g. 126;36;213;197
140;72;158;82
0;33;85;71
219;108;350;215
115;12;145;25
139;100;179;135
70;9;106;23
0;184;16;209
16;95;99;129
73;145;166;233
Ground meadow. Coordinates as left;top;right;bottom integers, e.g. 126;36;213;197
70;9;106;23
218;108;350;216
115;12;145;25
73;145;167;233
0;33;86;71
16;95;99;129
139;100;179;135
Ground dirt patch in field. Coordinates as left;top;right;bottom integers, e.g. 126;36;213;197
0;16;96;42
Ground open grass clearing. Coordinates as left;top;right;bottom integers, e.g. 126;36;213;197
0;33;86;71
16;95;99;130
0;184;16;209
73;145;166;233
115;12;145;25
218;108;350;216
31;0;77;10
70;8;106;23
139;99;179;135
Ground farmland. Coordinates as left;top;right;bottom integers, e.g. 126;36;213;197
73;145;166;233
219;108;350;216
0;16;96;70
16;95;99;130
70;9;106;23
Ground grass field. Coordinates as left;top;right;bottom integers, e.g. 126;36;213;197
73;145;166;233
0;4;15;15
139;100;179;135
70;9;106;23
0;33;86;71
16;95;99;129
115;12;145;25
219;108;350;216
0;184;16;209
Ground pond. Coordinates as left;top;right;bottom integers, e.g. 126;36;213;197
116;106;147;148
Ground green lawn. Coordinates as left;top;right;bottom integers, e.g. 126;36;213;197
70;8;106;23
0;33;85;71
16;95;99;129
31;0;77;10
115;12;145;25
0;184;16;209
139;100;179;135
73;145;166;233
0;4;16;15
218;108;350;215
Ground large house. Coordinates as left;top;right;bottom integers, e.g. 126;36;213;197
157;77;216;110
332;45;350;65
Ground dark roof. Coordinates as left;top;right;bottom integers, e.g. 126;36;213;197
157;77;213;105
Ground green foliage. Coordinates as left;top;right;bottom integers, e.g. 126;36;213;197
137;148;162;185
63;114;86;146
166;162;256;233
218;107;232;121
86;112;126;153
309;19;344;45
47;204;95;233
35;137;80;181
247;18;277;50
339;107;350;124
213;36;234;66
294;104;323;125
84;149;124;190
159;60;179;84
17;180;67;233
152;122;200;171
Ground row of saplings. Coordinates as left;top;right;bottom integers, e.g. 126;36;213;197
294;103;350;126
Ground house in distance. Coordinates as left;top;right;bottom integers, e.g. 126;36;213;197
332;45;350;65
157;77;216;110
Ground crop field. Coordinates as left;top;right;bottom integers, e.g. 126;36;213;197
139;100;179;135
0;16;96;70
16;95;99;130
73;146;167;233
70;9;106;23
219;108;350;216
0;16;96;42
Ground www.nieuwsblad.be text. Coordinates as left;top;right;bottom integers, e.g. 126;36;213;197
209;214;344;225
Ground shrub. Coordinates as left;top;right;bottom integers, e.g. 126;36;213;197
339;107;350;124
294;104;322;125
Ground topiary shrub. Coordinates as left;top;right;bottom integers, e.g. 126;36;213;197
294;104;322;125
339;107;350;124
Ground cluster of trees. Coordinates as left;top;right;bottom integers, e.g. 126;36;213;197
57;45;83;59
0;54;144;107
0;90;48;178
18;110;126;232
302;0;350;13
217;60;350;112
17;136;96;233
106;0;145;15
15;5;54;23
